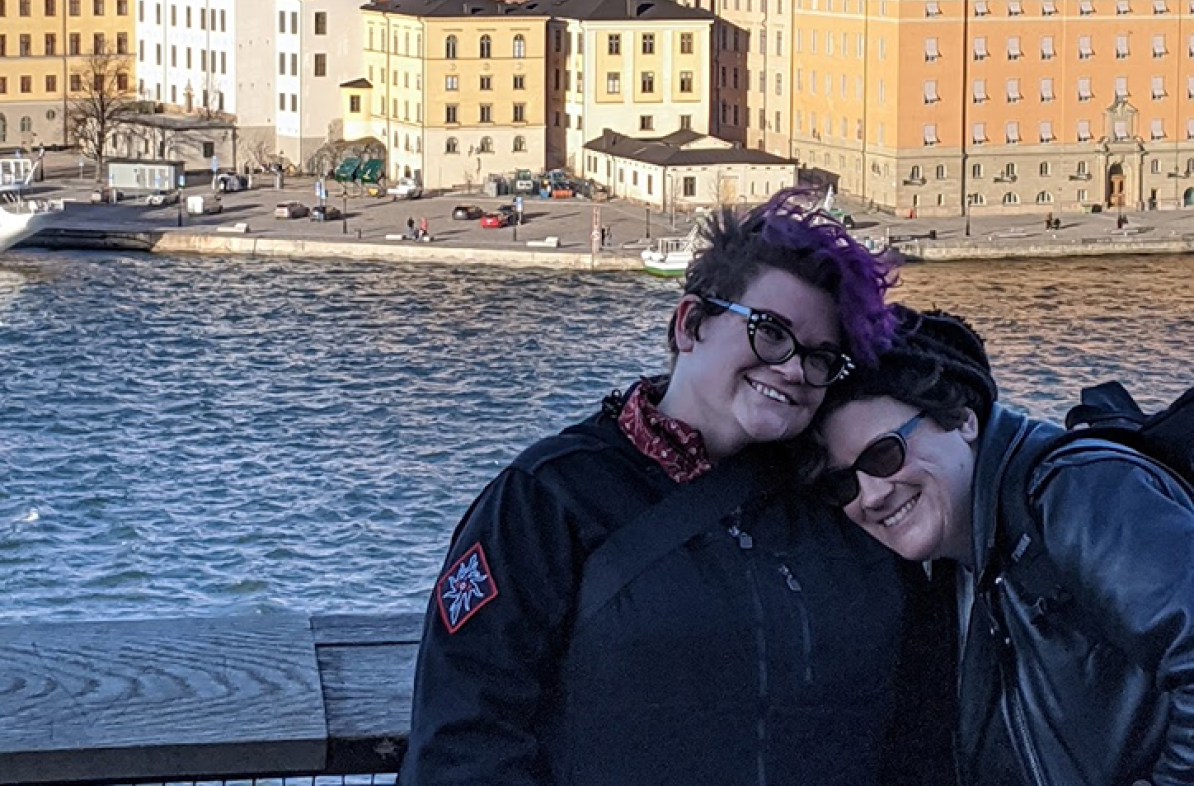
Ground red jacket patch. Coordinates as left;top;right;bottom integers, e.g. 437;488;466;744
436;542;499;634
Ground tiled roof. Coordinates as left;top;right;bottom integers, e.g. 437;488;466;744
340;77;374;88
365;0;712;21
584;129;796;167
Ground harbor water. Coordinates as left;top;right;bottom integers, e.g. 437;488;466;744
1;250;1191;623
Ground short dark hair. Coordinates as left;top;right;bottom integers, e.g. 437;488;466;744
667;188;900;367
820;306;999;430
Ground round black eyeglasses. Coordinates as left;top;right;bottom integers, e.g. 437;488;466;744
703;297;854;387
821;412;927;507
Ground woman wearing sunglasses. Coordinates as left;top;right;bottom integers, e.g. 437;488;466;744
817;305;1194;786
400;191;954;786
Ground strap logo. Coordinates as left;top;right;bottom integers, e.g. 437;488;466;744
436;543;498;634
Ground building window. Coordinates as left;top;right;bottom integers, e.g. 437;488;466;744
925;37;938;61
480;75;492;91
640;115;654;131
923;80;939;103
445;35;457;59
608;33;621;55
1078;77;1093;101
47;0;57;14
314;12;326;34
1007;36;1021;59
445;75;458;90
445;104;458;123
923;123;939;145
513;103;525;122
973;79;988;103
479;104;492;123
314;54;326;76
513;74;525;90
19;75;31;93
973;122;987;144
642;33;655;54
1154;34;1168;57
1152;118;1165;138
682;176;696;197
446;137;458;153
641;72;655;92
513;135;526;152
680;114;692;130
1006;78;1021;102
1153;75;1167;97
1039;121;1055;142
480;34;491;59
680;71;694;93
935;164;947;179
680;32;694;53
513;34;525;58
974;37;987;60
479;136;493;153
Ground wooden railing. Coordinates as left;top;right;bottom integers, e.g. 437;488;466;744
0;611;424;785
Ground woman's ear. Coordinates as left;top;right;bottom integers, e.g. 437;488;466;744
672;295;703;353
959;407;981;444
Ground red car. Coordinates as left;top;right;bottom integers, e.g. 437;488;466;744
480;212;510;228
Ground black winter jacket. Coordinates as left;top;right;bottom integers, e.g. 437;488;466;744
400;397;951;786
958;404;1194;786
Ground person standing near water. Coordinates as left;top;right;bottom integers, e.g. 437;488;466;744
399;189;952;786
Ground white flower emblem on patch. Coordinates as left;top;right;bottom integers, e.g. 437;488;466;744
443;552;489;626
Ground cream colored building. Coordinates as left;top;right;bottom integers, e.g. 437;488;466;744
583;127;798;210
0;0;135;148
546;0;715;172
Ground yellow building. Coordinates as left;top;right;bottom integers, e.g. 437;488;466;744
695;0;1194;215
546;1;715;172
0;0;135;148
345;0;715;191
348;0;550;191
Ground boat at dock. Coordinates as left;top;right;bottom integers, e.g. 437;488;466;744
0;199;61;252
640;225;704;277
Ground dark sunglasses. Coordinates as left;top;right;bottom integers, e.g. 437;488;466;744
821;412;926;507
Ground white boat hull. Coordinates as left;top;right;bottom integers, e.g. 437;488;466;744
0;205;55;252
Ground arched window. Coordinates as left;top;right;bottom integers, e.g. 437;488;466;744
971;163;983;178
1039;161;1051;176
446;136;458;153
1077;160;1089;175
1036;191;1054;203
1150;158;1161;174
910;164;923;180
971;193;987;205
513;135;526;152
1002;192;1020;204
480;34;492;58
445;35;457;59
935;164;946;179
479;136;494;153
513;34;526;58
0;114;7;142
19;116;32;133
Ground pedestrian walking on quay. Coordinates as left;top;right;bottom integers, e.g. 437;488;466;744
400;188;953;786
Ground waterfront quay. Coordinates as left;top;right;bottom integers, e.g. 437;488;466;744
15;153;1194;267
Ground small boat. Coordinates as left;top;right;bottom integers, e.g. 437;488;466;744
0;200;61;252
641;225;703;277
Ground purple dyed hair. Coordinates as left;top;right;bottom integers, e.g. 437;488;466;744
670;187;901;367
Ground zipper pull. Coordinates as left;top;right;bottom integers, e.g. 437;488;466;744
727;525;753;550
779;565;802;592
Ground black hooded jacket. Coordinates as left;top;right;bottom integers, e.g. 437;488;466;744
399;392;951;786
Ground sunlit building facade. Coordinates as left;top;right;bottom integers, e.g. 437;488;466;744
0;0;135;148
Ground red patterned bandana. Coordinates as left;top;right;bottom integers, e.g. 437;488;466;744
617;381;713;483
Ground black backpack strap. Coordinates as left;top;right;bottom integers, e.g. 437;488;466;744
576;453;772;628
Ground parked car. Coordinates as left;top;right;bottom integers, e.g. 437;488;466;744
387;177;423;200
145;190;179;206
274;201;310;219
480;211;511;228
90;186;124;204
452;204;484;220
186;194;223;215
310;204;343;222
214;173;249;193
827;207;857;229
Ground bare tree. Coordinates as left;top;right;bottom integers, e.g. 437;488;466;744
68;51;137;181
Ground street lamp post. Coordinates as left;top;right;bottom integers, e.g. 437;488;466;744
342;193;348;234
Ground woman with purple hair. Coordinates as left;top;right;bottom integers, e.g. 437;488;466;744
400;188;952;786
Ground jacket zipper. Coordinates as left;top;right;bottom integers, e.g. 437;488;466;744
730;522;769;786
994;577;1048;786
778;565;814;685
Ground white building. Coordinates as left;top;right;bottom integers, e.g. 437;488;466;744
135;0;363;172
583;128;798;211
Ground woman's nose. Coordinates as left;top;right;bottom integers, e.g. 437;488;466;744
856;473;894;510
772;352;806;383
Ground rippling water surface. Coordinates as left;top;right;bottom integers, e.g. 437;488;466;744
1;250;1190;622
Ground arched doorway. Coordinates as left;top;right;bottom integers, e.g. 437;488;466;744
1107;163;1125;207
1184;187;1194;207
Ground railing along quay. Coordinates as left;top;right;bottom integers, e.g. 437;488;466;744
0;611;424;785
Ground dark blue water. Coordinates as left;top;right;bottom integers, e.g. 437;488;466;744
1;250;1191;622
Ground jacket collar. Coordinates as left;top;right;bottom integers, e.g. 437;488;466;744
969;404;1033;580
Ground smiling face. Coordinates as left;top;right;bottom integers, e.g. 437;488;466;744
820;396;979;565
661;266;844;461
